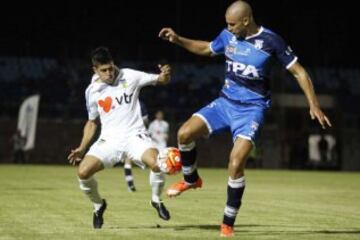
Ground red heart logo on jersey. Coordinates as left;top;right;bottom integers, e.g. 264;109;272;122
98;96;112;113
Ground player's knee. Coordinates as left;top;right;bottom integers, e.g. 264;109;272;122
77;167;92;180
150;165;161;173
229;157;245;173
177;126;194;144
142;149;160;172
149;158;161;172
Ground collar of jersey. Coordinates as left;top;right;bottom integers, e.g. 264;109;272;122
245;26;264;40
93;68;124;89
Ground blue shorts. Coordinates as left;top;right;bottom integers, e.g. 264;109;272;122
194;97;266;144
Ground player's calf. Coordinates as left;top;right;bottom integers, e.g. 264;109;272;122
124;163;136;192
220;176;245;237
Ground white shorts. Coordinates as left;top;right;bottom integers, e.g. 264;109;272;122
86;131;156;168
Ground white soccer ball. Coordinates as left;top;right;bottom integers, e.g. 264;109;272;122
157;147;182;175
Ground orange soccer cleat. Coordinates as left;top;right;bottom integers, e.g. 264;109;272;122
166;177;203;197
220;223;234;237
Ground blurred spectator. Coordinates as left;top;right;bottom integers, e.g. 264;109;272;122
318;133;329;163
148;110;169;150
10;129;27;164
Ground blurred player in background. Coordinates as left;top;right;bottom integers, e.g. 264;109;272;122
10;129;26;164
159;0;331;237
122;101;149;192
68;47;172;229
148;110;169;151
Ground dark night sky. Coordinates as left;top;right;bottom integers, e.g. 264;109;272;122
1;0;357;67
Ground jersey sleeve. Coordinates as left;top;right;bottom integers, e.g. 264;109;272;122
271;34;298;69
124;68;159;87
85;86;99;120
209;29;227;55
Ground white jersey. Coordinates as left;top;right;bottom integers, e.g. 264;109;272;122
85;68;158;139
148;119;169;149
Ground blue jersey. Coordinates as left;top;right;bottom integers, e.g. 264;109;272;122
210;27;297;108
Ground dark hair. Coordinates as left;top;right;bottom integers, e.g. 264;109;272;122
91;46;113;66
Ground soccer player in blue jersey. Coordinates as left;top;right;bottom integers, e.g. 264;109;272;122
159;0;331;237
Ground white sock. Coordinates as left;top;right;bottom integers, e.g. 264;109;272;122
93;202;103;212
149;171;165;203
78;177;103;211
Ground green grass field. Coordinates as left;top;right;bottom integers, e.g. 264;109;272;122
0;165;359;240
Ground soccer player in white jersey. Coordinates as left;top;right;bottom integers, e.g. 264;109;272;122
148;110;169;150
68;47;172;229
159;1;331;237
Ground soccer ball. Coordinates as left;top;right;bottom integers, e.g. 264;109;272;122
157;147;182;175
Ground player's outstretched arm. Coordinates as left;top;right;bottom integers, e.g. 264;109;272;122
288;62;332;129
68;119;99;165
157;64;171;85
159;27;212;56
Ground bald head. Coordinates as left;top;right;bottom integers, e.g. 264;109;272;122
225;1;257;37
226;1;253;20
